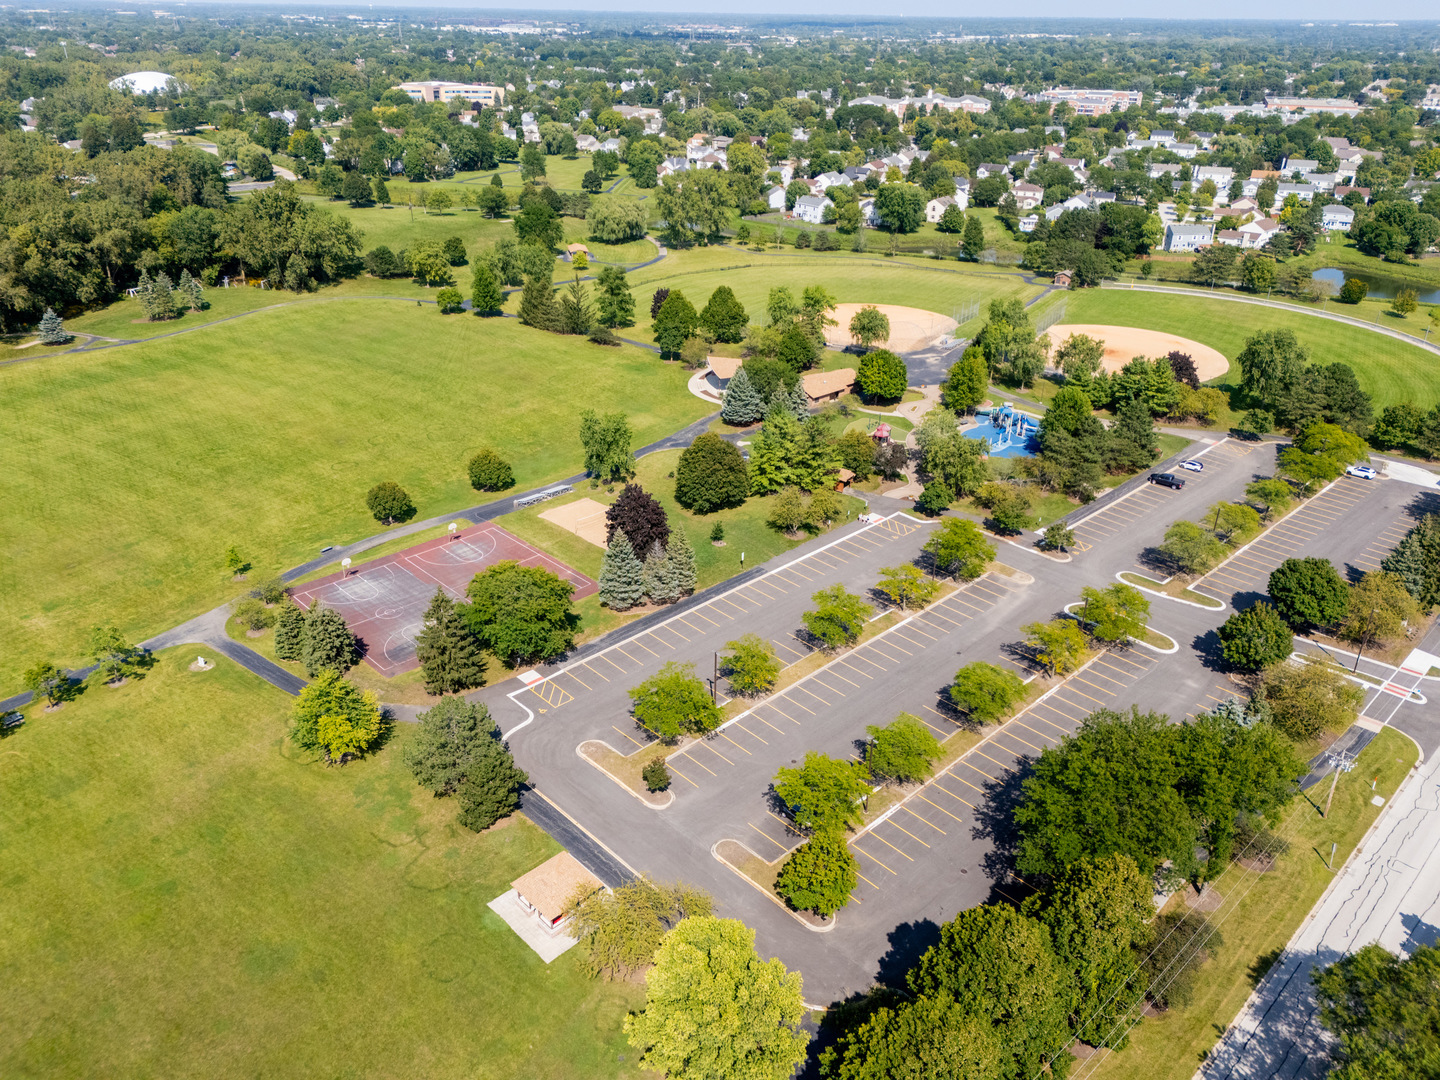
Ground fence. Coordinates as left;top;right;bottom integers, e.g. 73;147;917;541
1034;298;1068;337
951;300;981;327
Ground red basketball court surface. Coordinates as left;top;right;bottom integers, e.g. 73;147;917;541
290;522;598;676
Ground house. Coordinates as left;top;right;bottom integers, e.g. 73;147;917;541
766;184;786;211
802;367;857;404
1322;204;1355;232
1172;142;1199;160
926;195;960;223
952;177;971;209
510;852;602;933
1011;183;1044;210
1053;270;1073;288
1163;222;1214;252
1227;196;1260;215
793;194;832;225
1151;129;1177;145
976;163;1009;180
1215;230;1247;247
857;197;880;227
1018;214;1039;233
1301;172;1340;192
704;355;744;394
1280;157;1320;175
1055;157;1088;181
1149;163;1184;180
1334;185;1370;203
574;134;600;153
814;171;850;191
1274;182;1318;206
1044;204;1067;223
1238;217;1283;248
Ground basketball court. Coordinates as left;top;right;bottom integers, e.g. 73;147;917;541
290;523;598;676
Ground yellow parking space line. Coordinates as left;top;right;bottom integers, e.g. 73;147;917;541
1074;675;1117;697
913;714;949;737
877;637;913;657
751;712;786;735
599;653;629;675
853;867;879;889
564;669;594;691
717;731;753;755
1028;709;1074;734
766;810;798;835
809;552;844;569
667;761;700;787
771;638;807;660
771;571;807;589
932;781;976;809
712;596;750;616
1094;658;1139;679
748;579;785;598
1014;719;1058;745
641;633;676;652
825;667;862;688
837;660;874;681
687;608;723;627
579;661;610;683
900;622;940;641
891;630;930;650
948;595;990;615
903;805;947;833
678;750;716;777
921;608;966;629
916;794;963;825
763;700;806;724
614;645;645;665
530;682;573;709
997;727;1044;754
697;741;733;766
868;830;916;861
849;892;864;904
1035;702;1083;726
673;616;707;635
795;685;834;707
975;749;1017;774
612;724;645;748
748;823;788;851
785;564;817;581
852;844;897;875
1064;683;1109;706
950;768;991;793
884;818;932;847
657;622;691;643
701;604;736;622
970;583;1006;600
1083;667;1128;688
630;637;664;658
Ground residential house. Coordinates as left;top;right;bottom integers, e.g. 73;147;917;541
766;184;786;211
1163;222;1214;252
1238;217;1283;248
1301;172;1340;193
1056;157;1089;181
1280;157;1320;175
976;163;1009;180
1191;131;1216;149
1044;204;1067;224
1171;142;1199;160
1149;163;1184;180
1012;183;1044;210
953;176;971;208
926;195;960;224
1151;130;1177;145
1274;182;1318;207
1018;214;1040;233
815;171;851;192
793;194;832;225
1334;185;1370;203
1322;204;1356;231
857;197;881;227
1216;230;1247;247
1264;97;1364;118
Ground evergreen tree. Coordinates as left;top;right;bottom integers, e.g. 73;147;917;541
665;526;697;596
134;270;157;320
301;602;359;676
38;307;69;345
456;738;529;831
748;412;798;494
721;366;766;426
371;175;390;205
274;598;306;661
176;269;199;311
1106;397;1160;472
557;275;595;335
470;262;503;314
595;266;636;328
788;380;811;420
792;416;842;492
413;587;486;695
653;289;698;356
151;272;177;320
518;272;559;330
403;695;495;796
599;530;646;610
643;541;679;603
698;285;749;343
962;213;986;260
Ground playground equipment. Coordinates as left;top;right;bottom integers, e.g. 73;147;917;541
984;405;1039;454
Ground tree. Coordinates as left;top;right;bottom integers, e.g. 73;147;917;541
665;527;697;597
1383;515;1440;610
470;262;503;314
1267;557;1350;630
1262;658;1364;741
1055;333;1105;380
1077;583;1150;644
915;479;955;517
1023;618;1087;676
341;168;371;206
775;830;858;917
698;285;748;343
579;409;635;482
455;737;528;830
1342;571;1418;650
1245;479;1293;520
849;305;892;351
518;272;559;330
856;349;907;402
88;625;140;683
371;175;391;205
1106;397;1160;473
568;877;713;980
290;669;382;763
776;323;817;374
1237;329;1309;416
301;602;359;677
465;561;576;665
514;198;563;251
1023;854;1154;1049
875;183;927;233
22;660;71;707
723;633;781;696
875;564;941;610
435;287;464;314
942;347;989;413
774;752;873;833
654;289;700;357
1217;602;1294;672
721;366;766;426
274;598;305;661
908;904;1074;1080
675;433;748;513
366;480;415;524
629;662;721;742
866;713;943;782
404;695;494;796
38;307;70;345
976;481;1031;534
1314;943;1440;1080
598;530;645;610
595;265;635;328
1159;520;1229;575
950;662;1027;723
557;276;594;335
768;485;808;535
588;196;648;243
520;142;547;181
963;214;986;261
477;184;508;217
465;446;513;491
1042;523;1076;552
802;585;873;649
414;588;486;694
365;246;403;278
822;993;1007;1080
642;541;679;604
1392;288;1419;318
407;241;454;286
606;483;670;557
624;916;809;1080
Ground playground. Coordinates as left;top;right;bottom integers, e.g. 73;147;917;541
964;405;1040;458
289;523;598;676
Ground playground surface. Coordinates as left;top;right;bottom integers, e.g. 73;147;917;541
1046;322;1229;382
289;523;598;676
538;496;610;549
825;304;958;353
965;405;1040;458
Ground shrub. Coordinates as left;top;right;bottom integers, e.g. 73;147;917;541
1144;911;1223;1010
233;597;275;631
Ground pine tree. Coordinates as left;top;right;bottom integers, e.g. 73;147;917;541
456;739;529;831
789;380;811;420
38;307;69;345
643;541;679;604
665;527;697;597
274;598;306;661
187;272;204;311
518;272;559;330
134;270;157;319
301;602;359;676
471;262;503;314
152;272;177;320
414;587;486;695
598;530;646;610
962;214;985;260
557;276;595;335
748;413;798;494
792;417;842;493
721;366;765;425
371;175;391;205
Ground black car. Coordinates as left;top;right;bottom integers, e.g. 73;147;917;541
1149;472;1185;489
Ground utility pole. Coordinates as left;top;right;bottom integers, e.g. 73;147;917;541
712;652;718;703
1322;752;1354;819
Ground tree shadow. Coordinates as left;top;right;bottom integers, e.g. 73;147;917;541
1248;945;1285;988
875;919;943;988
1400;911;1440;954
1405;490;1440;519
1191;628;1229;672
969;764;1030;885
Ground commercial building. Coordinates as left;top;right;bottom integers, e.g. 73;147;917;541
395;80;505;106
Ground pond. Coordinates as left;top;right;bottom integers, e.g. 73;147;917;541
1311;267;1440;304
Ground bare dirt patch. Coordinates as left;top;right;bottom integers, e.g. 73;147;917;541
1047;323;1229;382
825;304;958;353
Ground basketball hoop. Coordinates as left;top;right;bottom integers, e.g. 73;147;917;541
341;557;352;575
449;522;459;541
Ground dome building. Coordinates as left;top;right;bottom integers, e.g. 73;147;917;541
108;71;179;94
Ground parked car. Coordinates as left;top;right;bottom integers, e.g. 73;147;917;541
1179;460;1204;472
1149;472;1185;489
1346;464;1377;480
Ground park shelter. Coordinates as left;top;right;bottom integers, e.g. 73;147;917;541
511;852;602;930
802;368;856;405
705;355;743;393
871;423;892;444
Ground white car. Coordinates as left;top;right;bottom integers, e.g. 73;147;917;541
1346;464;1377;480
1178;460;1204;472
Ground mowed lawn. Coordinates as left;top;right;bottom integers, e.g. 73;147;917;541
0;302;710;685
0;650;643;1079
1065;289;1440;413
627;247;1042;341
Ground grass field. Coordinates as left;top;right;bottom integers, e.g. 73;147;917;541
1065;289;1440;414
0;649;643;1079
0;302;709;686
1091;726;1419;1080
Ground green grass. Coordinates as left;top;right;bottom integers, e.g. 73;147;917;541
1068;289;1440;414
0;302;710;686
1091;726;1418;1080
0;649;643;1079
